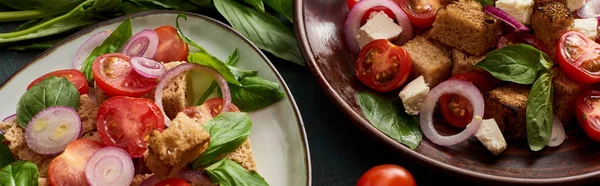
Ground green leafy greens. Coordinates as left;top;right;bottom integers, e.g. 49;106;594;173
16;77;80;127
193;112;252;168
229;76;285;111
205;159;269;186
0;134;14;169
526;72;554;151
0;161;40;186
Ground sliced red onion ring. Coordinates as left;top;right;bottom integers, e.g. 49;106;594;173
25;106;82;155
484;5;530;32
420;80;485;146
120;29;159;59
85;146;134;186
547;116;566;147
139;169;212;186
578;0;600;19
74;30;111;70
344;0;413;54
155;63;231;126
131;57;166;78
2;114;16;122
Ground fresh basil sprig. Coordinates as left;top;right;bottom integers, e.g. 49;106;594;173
229;76;285;111
0;161;39;186
175;14;207;52
526;72;554;151
357;91;422;149
188;52;242;86
16;77;80;127
205;159;269;186
80;17;132;82
476;44;553;84
192;112;251;169
0;134;14;169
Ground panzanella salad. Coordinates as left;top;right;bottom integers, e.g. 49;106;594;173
0;14;284;186
348;0;600;154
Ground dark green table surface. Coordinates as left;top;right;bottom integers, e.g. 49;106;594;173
0;17;476;186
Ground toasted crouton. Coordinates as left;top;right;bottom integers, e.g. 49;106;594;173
0;120;56;177
428;0;503;56
216;139;257;171
130;174;153;186
552;68;589;124
531;2;574;59
144;113;210;178
484;84;530;141
402;36;453;87
161;61;190;119
451;49;486;75
78;94;98;135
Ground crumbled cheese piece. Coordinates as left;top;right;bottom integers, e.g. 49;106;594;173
560;0;586;12
399;76;429;115
573;18;598;40
495;0;534;25
475;119;507;155
356;11;403;49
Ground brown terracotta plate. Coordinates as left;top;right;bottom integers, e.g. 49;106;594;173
294;0;600;184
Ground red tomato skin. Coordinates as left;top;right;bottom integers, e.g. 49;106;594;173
154;26;189;63
357;164;417;186
361;6;397;25
48;139;105;186
27;69;89;94
396;0;442;28
155;178;191;186
204;98;241;116
576;90;600;142
347;0;360;9
355;39;412;92
92;53;157;97
557;31;600;84
438;72;497;128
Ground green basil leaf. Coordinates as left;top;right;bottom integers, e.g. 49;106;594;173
175;14;207;52
0;161;39;186
126;0;201;12
357;90;422;149
263;0;293;22
188;0;213;7
242;0;265;12
229;66;258;81
226;49;239;65
0;134;14;169
194;49;246;105
204;159;269;186
16;77;80;127
81;17;132;82
475;44;551;85
192;112;252;168
230;76;284;111
477;0;494;6
0;0;84;11
0;19;95;43
188;52;242;86
214;0;305;66
526;72;554;151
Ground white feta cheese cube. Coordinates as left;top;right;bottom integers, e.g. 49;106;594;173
573;18;598;40
475;119;507;155
560;0;586;12
356;11;403;49
495;0;534;25
399;76;429;115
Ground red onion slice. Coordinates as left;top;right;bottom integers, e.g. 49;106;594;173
547;116;566;147
85;146;134;186
578;0;600;19
74;30;111;70
140;169;212;186
420;80;485;146
484;5;530;32
25;106;82;155
344;0;413;54
155;63;231;126
131;57;166;79
2;114;16;122
120;29;159;59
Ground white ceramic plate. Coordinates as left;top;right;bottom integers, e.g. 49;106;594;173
0;11;310;186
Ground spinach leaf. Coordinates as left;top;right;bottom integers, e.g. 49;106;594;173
229;76;285;111
214;0;305;66
242;0;265;12
526;72;554;151
193;112;251;168
357;90;422;149
0;134;14;169
0;161;39;186
263;0;293;22
16;77;80;127
204;159;269;186
81;17;132;82
475;44;552;85
476;0;494;6
175;14;207;52
188;52;242;86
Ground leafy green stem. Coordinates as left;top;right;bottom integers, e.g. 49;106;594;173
0;10;59;22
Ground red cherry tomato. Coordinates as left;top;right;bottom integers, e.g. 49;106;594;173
357;164;417;186
347;0;360;9
203;98;241;116
155;178;190;186
27;69;89;95
154;26;189;62
498;32;549;55
355;39;412;92
396;0;442;28
92;53;157;97
439;73;497;128
557;31;600;84
361;6;397;25
96;96;165;157
48;139;105;186
576;90;600;142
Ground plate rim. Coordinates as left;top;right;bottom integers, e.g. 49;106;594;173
1;10;312;186
293;0;599;184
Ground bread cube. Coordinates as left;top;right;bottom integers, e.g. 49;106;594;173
484;84;530;141
402;36;452;87
552;68;590;124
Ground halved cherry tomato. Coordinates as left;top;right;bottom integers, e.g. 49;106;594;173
439;73;497;128
27;69;88;94
355;39;412;92
347;0;360;10
48;139;105;186
92;53;157;97
97;96;165;157
183;98;241;123
154;26;189;62
156;178;190;186
498;32;549;55
396;0;442;28
576;90;600;142
557;31;600;84
204;98;241;116
361;6;397;25
357;164;417;186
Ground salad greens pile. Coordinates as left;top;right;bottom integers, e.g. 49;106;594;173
0;0;303;66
